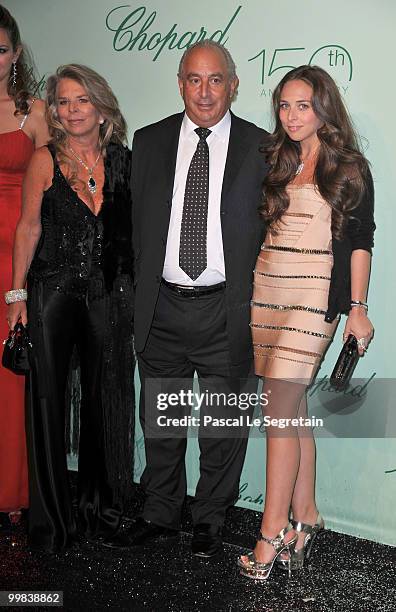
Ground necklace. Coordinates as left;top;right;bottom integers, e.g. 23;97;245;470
69;146;101;194
295;147;320;176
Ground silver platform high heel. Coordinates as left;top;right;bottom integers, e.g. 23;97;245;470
238;523;297;580
277;512;324;571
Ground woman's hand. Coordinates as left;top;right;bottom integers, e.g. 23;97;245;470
343;308;374;356
7;301;28;330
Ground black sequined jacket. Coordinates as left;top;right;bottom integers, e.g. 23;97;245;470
28;140;135;504
101;140;134;291
28;140;133;295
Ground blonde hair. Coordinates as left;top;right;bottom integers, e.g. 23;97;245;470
46;64;127;191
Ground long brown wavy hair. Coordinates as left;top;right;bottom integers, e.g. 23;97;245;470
46;64;128;190
263;65;371;240
0;4;36;115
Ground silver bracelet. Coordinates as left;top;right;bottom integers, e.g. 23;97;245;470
4;289;28;304
350;300;368;311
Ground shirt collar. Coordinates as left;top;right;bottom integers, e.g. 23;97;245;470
182;110;231;143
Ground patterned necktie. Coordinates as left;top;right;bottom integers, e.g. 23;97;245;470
179;127;211;281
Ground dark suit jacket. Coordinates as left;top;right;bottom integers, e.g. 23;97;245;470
131;111;269;375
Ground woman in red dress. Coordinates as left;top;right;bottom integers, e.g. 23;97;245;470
0;5;48;529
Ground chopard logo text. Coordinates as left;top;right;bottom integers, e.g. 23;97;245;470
105;4;242;60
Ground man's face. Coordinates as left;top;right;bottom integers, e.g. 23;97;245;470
178;46;238;128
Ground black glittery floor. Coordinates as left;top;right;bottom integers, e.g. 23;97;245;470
0;479;395;612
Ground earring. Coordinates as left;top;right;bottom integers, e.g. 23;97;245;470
99;119;104;125
12;62;17;88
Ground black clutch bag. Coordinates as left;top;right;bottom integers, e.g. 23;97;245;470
2;322;32;375
330;334;359;390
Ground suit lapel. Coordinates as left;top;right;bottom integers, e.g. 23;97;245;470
221;112;252;208
163;112;184;205
154;113;183;243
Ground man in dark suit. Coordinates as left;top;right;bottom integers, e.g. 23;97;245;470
106;40;268;556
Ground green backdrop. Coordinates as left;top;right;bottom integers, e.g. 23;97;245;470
7;0;395;546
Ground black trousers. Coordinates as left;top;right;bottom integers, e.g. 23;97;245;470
26;283;121;552
138;282;256;528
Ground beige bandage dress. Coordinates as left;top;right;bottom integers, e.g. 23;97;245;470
251;184;339;382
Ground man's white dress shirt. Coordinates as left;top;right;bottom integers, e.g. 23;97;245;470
162;111;231;285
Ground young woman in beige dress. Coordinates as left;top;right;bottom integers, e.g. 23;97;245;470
238;65;375;580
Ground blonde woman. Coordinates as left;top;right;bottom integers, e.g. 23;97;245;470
8;65;134;552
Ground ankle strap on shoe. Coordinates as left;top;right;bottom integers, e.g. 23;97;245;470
291;513;323;534
258;522;294;552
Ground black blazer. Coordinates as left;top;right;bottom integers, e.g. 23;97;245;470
131;111;269;374
326;169;375;321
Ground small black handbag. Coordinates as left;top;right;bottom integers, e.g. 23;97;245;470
2;322;32;375
330;334;359;390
